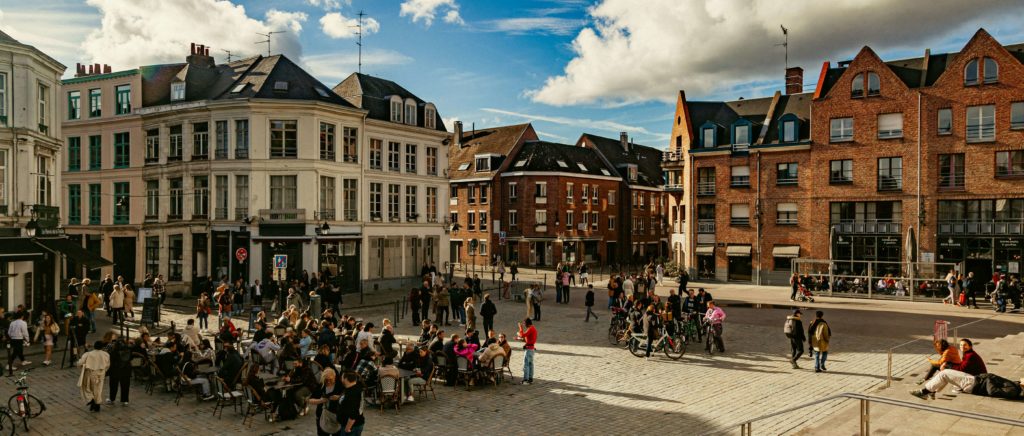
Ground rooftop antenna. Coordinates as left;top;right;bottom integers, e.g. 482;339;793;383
777;25;789;69
256;31;283;57
222;49;234;63
351;10;365;73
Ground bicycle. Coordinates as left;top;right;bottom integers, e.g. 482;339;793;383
9;369;45;431
607;308;629;346
627;325;685;360
680;312;702;344
703;320;724;356
0;407;15;436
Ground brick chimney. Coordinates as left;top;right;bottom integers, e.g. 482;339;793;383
453;121;464;148
785;67;803;95
75;63;84;77
620;131;629;152
187;43;216;68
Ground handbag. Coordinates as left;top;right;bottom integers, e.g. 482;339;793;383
318;398;342;433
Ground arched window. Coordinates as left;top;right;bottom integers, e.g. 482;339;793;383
389;95;403;123
404;98;417;126
983;57;999;83
964;58;979;86
867;72;880;96
851;73;865;98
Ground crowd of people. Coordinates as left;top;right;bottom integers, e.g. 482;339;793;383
910;338;1024;401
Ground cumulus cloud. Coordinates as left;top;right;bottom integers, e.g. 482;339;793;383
481;108;653;135
320;12;380;39
482;17;585;36
81;0;306;69
529;0;1024;106
306;0;346;10
400;0;463;26
305;49;413;82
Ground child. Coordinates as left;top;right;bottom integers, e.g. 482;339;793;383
584;285;598;322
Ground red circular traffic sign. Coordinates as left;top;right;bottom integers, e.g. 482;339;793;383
235;247;248;262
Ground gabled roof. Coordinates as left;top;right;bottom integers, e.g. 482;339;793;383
449;123;534;179
511;140;617;178
579;133;663;187
333;72;445;132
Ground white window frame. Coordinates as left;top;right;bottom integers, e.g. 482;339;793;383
171;82;186;101
830;117;853;142
877;113;903;139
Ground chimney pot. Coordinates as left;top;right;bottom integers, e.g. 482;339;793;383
104;65;111;74
88;65;93;75
191;42;196;55
204;47;209;57
620;131;629;152
785;66;804;95
453;121;464;147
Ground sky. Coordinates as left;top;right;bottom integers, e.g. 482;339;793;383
3;0;1024;149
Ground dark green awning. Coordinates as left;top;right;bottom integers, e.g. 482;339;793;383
0;238;46;260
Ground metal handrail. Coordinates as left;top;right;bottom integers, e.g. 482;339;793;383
885;314;999;387
706;392;1024;436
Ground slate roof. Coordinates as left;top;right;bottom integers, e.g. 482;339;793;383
683;96;774;147
449;123;534;180
511;140;617;178
761;93;812;145
333;73;446;132
579;133;663;187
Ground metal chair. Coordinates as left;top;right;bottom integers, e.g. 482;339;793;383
414;367;437;400
241;384;274;426
378;375;401;414
433;353;447;382
501;350;514;384
455;356;473;390
212;375;244;418
175;367;203;405
490;355;505;386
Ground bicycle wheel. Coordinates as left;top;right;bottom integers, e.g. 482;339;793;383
0;409;14;436
664;335;685;360
628;338;646;358
608;322;622;345
704;327;714;356
8;393;44;419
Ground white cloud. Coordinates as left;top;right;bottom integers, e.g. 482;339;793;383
483;17;585;36
535;130;570;142
0;6;98;64
305;49;413;82
80;0;306;69
400;0;462;26
306;0;346;10
320;12;380;39
442;116;459;131
480;107;652;135
530;0;1024;106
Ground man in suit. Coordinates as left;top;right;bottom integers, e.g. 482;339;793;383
250;280;263;306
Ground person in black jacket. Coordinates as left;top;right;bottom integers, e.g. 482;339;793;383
585;285;598;322
443;334;459;386
105;337;133;405
480;294;497;336
218;342;244;387
785;309;806;369
337;372;366;435
912;370;1024;400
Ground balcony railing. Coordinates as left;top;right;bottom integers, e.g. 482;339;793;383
697;219;715;233
697;181;715;196
877;177;902;191
235;149;249;159
730;176;750;188
777;177;798;186
730;217;750;226
966;124;995;142
318;209;336;220
235;208;249;221
937;219;1024;236
732;143;749;153
996;166;1024;178
215;148;228;159
663;183;683;191
830;220;902;234
662;151;684;162
938;174;965;190
259;208;305;222
214;208;228;220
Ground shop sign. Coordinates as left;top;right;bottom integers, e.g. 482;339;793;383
880;237;900;246
998;239;1020;248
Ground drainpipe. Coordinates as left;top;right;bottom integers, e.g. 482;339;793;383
916;92;922;267
755;153;762;286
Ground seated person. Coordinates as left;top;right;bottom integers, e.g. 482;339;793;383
179;358;215;400
482;330;498;347
249;336;282;374
297;329;314;356
912;369;1024;400
155;342;181;379
218;317;238;344
417;320;433;344
355;354;378;388
465;329;481;349
921;339;961;383
313;344;334;371
478;342;506;367
378;356;400;379
193;339;215;363
428;330;446;354
453;338;479;369
244;364;288;419
379;325;398;359
497;334;512;360
400;347;433;402
951;338;987;375
278;332;300;363
218;342;244;387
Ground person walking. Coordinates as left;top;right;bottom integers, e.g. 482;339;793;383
410;286;422;326
965;272;980;309
77;341;110;412
124;284;136;319
943;270;956;305
105;336;132;406
197;292;211;331
656;263;665;285
517;318;537;384
35;313;58;366
7;312;30;374
532;284;543;321
789;273;800;301
338;371;366;436
584;285;598;322
510;262;518;283
109;284;125;326
808;311;831;373
480;294;497;337
785;309;805;369
561;270;572;304
525;285;536;321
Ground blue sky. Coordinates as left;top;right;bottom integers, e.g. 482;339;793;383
4;0;1024;148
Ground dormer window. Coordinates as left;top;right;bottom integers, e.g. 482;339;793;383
404;98;417;126
852;72;879;98
171;82;186;101
731;120;751;146
983;57;998;83
701;124;716;148
424;103;436;129
627;164;638;182
474;154;493;172
963;58;999;86
389;96;403;123
779;114;800;143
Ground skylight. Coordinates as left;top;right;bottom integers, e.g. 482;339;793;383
457;163;470;171
315;87;330;98
577;163;588;171
556;160;568;168
515;160;527;167
600;169;611;176
231;83;247;93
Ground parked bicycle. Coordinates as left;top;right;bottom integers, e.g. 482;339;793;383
627;325;685;360
703;320;725;355
0;407;15;436
9;369;45;431
607;307;629;346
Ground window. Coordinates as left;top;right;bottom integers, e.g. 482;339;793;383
965;59;979;86
390;96;402;123
467;185;477;204
68;184;81;224
730;166;750;187
830;117;853;142
996;151;1024;177
591;212;599;230
475;156;490;172
1011;103;1024;129
508;183;518;200
851;73;864;98
424;105;436;130
426;186;437;222
566;210;574;227
343;127;358;163
405;185;418;220
88;89;101;117
983;57;998;84
114;132;130;168
387;184;400;220
777;163;798;185
535;182;547;198
830;159;853;184
68;90;80;120
781;119;797;143
702;126;715;148
269;175;297;209
202;122;222;161
777;203;798;225
467;211;476;230
577;163;588;172
388;141;401;171
535;210;547;226
774;255;793;271
877;157;902;191
235;175;249;220
114;182;129;224
508;210;518;228
0;150;5;209
145;237;159;277
937;108;952;135
88;184;101;224
627;165;637;182
878;113;903;139
192;122;208;159
319;122;336;160
169;178;183;219
369;183;382;219
169;235;183;281
0;74;6;125
235;120;249;159
581;184;589;204
32;85;42;129
479;184;488;204
269;120;297;158
214;175;228;219
450;185;458;202
193;176;209;218
479;211;487;231
730;204;750;226
609;190;616;205
369;139;383;169
171;82;185;101
591;186;598;205
732;123;750;145
67;137;81;171
319;176;335;220
867;72;880;96
426;147;438;175
697;167;716;195
342;178;358;220
938;154;965;190
115;84;131;115
566;183;574;204
405;100;417;126
169;125;182;160
406;144;417;173
966;105;995;142
146;180;159;219
88;135;102;170
608;215;616;230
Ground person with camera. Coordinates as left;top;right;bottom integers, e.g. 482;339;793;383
517;318;537;384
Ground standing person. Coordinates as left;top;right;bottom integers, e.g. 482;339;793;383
561;270;571;304
808;311;832;373
656;263;665;285
497;262;506;284
338;371;366;436
580;263;589;286
531;284;543;321
101;274;114;314
109;284;125;326
69;310;90;362
419;283;431;326
785;310;806;369
196;292;211;332
67;278;81;298
153;274;166;305
607;275;620;309
790;273;800;301
943;270;956;305
308;368;341;436
480;294;497;337
464;296;477;331
510;262;518;283
703;300;726;353
124;284;136;319
7;312;30;374
82;279;99;333
642;305;658;360
695;288;713;315
35;313;58;366
525;285;536;321
78;341;110;412
964;272;980;309
105;335;132;406
517;318;537;384
585;285;599;322
251;280;263;307
409;287;422;326
435;286;450;326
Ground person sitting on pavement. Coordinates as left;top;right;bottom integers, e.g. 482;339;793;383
921;339;961;383
951;338;987;375
912;369;1024;400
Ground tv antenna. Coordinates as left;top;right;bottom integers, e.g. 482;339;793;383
351;10;365;73
777;25;789;69
256;31;283;57
222;49;234;62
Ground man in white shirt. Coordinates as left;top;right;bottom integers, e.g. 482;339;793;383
251;280;263;306
77;341;110;412
7;312;30;374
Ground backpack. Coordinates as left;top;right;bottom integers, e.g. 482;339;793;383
783;318;795;337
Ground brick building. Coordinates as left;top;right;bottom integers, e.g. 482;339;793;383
666;28;1024;286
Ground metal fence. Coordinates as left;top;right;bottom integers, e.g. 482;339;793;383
792;259;959;301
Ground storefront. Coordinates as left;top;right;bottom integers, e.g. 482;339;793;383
832;234;902;276
726;245;752;282
256;223;308;289
211;230;251;284
695;245;715;280
316;236;360;292
938;236;1023;279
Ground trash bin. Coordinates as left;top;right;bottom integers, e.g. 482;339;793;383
308;295;322;320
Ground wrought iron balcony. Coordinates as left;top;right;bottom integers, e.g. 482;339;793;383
259;208;305;222
938;174;965;191
937;220;1024;236
830;220;902;234
697;181;716;196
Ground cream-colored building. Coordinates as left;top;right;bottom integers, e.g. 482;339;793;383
62;44;448;295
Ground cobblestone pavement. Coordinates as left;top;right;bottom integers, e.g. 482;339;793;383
12;277;1024;435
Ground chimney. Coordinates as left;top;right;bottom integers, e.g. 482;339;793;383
104;64;111;74
87;65;93;75
75;63;83;77
94;63;101;75
620;131;629;152
453;121;464;148
191;42;196;54
186;43;216;68
785;66;803;95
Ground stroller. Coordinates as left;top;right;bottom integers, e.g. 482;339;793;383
795;284;815;303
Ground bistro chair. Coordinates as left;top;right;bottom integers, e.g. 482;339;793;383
500;350;514;384
433;352;448;382
242;384;275;426
455;356;473;390
212;375;244;418
174;367;203;405
415;367;437;401
490;355;505;386
378;375;401;414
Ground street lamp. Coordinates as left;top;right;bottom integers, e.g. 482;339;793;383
24;218;39;238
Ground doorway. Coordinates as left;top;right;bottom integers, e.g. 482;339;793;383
965;259;991;286
728;255;752;282
111;237;137;285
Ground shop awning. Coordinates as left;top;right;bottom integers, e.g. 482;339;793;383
315;234;362;241
772;245;801;258
0;238;47;260
695;245;715;255
34;237;113;269
726;245;752;257
252;236;312;242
